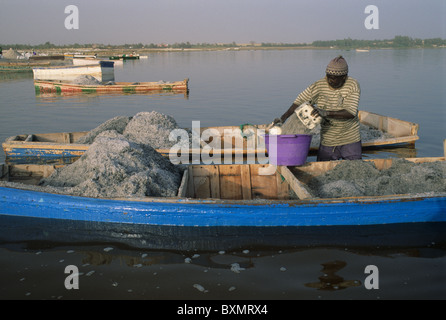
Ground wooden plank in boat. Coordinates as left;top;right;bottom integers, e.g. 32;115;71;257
177;168;189;198
219;165;241;200
250;164;280;200
277;166;312;200
276;169;289;200
359;111;419;144
240;165;252;200
190;165;221;199
185;164;289;200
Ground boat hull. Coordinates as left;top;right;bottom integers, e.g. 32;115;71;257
1;213;445;250
32;61;115;82
1;185;445;227
33;78;189;95
1;157;445;249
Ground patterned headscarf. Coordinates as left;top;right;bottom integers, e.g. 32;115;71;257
326;56;348;76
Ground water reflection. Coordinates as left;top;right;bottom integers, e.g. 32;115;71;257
1;229;444;299
361;143;418;159
1;214;445;252
0;71;33;82
35;90;189;101
305;260;361;291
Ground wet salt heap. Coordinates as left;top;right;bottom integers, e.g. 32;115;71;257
75;111;190;149
307;159;446;198
122;111;189;149
40;111;185;198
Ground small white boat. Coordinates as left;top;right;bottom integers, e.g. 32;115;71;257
72;58;99;66
32;61;115;82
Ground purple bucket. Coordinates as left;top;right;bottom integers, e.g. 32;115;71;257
264;134;312;166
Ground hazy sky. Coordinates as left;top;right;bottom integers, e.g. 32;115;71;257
0;0;444;45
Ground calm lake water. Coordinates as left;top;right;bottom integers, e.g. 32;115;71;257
0;49;445;301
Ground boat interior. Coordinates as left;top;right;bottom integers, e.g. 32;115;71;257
1;155;444;202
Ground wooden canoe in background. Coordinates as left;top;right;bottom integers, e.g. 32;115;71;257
29;55;65;61
34;78;189;95
2;111;419;163
109;54;140;60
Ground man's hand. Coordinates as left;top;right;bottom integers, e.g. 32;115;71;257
311;107;328;118
272;118;283;126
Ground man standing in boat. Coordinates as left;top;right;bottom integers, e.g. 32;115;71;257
274;56;362;161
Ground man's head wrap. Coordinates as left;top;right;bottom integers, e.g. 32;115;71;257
326;56;348;76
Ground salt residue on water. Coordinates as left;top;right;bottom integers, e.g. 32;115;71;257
307;159;446;198
40;111;185;198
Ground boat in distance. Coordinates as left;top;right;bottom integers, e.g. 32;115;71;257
33;78;189;95
109;54;140;60
32;60;115;82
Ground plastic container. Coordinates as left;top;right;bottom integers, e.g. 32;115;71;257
264;134;312;166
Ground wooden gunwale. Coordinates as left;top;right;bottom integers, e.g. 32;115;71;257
2;111;419;162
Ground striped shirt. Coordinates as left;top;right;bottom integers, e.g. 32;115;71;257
293;76;361;147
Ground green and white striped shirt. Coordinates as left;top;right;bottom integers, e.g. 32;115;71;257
294;76;361;147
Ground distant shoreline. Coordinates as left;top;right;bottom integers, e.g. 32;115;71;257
2;45;444;59
2;35;445;55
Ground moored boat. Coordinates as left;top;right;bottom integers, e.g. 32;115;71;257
2;111;419;163
29;55;65;61
109;54;140;60
0;61;51;73
32;61;115;82
33;78;189;97
72;58;100;66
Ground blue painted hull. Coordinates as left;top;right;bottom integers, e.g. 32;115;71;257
1;186;445;227
1;214;445;250
6;147;85;158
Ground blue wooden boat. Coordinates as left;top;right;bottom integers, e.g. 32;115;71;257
1;158;444;227
1;156;445;249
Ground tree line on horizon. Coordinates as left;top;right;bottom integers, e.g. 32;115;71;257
1;36;445;50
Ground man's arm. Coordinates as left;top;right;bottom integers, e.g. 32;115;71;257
315;79;360;120
325;109;355;119
278;103;299;123
276;84;315;123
